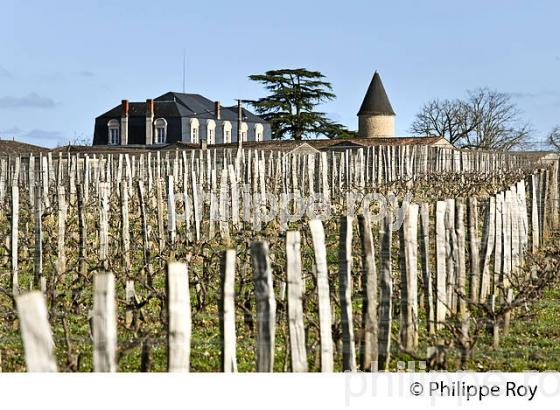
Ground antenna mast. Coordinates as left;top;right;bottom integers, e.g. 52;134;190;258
182;50;186;93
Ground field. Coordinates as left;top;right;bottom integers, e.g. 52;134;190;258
0;145;558;372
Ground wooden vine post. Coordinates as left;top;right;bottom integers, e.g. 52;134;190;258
251;242;276;372
93;273;117;372
400;203;419;351
358;213;378;370
221;249;238;372
309;219;334;372
338;216;357;371
378;208;393;370
16;291;58;372
286;231;308;372
167;262;192;372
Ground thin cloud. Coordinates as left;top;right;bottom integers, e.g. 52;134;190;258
77;70;94;77
510;91;537;99
0;127;64;146
0;93;56;109
23;129;64;140
0;66;11;78
510;89;560;100
0;126;24;134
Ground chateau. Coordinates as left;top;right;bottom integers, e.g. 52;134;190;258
93;92;271;146
91;72;450;149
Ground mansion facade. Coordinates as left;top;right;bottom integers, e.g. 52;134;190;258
93;92;271;146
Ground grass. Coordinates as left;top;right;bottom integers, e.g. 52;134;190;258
468;282;560;371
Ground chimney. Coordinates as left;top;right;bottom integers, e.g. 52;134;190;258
214;101;221;120
120;99;129;145
145;99;154;145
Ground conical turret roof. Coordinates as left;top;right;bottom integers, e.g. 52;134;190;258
357;71;395;116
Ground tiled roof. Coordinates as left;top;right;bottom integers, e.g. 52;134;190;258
0;139;50;155
0;136;463;156
212;136;449;151
51;144;153;154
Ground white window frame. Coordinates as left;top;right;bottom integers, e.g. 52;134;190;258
190;118;200;143
240;122;248;142
207;120;216;145
223;121;232;144
254;123;264;142
154;118;167;144
108;119;120;145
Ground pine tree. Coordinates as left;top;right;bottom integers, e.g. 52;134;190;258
249;68;352;140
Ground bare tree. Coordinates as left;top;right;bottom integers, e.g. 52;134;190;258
462;88;532;150
409;98;478;146
547;126;560;151
410;88;531;150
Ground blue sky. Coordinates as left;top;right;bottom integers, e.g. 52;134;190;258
1;0;559;148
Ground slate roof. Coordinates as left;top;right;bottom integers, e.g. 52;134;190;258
358;72;395;116
97;101;183;118
97;92;266;123
223;106;263;123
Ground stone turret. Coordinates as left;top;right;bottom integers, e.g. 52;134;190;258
357;72;395;138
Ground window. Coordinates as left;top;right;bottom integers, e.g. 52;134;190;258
240;122;248;142
190;118;200;143
110;128;120;145
154;118;167;144
255;123;264;142
108;119;120;145
207;120;216;144
156;128;166;144
223;121;232;144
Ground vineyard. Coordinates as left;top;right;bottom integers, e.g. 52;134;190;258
0;145;559;372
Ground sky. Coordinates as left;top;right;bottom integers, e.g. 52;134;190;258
1;0;559;148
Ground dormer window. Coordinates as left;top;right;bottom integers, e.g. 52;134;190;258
240;122;248;142
207;120;216;144
190;118;200;143
255;123;264;142
223;121;232;144
108;119;120;145
154;118;167;144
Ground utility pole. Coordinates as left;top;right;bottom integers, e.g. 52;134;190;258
237;99;243;150
235;99;257;150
